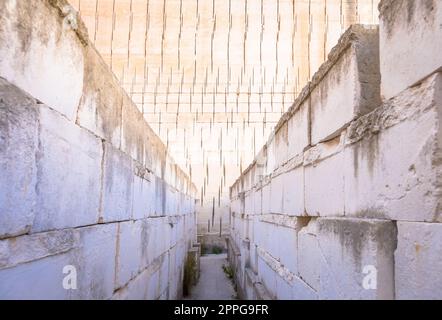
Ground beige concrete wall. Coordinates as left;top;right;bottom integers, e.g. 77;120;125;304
68;0;380;234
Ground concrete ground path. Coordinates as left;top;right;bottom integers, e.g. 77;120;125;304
187;254;237;300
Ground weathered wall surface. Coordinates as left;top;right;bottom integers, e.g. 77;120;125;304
228;0;442;300
67;0;380;235
0;0;197;299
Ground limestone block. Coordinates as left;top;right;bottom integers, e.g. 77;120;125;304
146;267;160;300
101;143;133;223
304;151;345;217
274;122;289;168
115;221;142;289
395;221;442;299
276;225;297;274
154;177;166;216
270;174;284;214
344;73;442;222
133;174;154;220
266;136;277;174
261;183;271;214
0;79;38;238
257;254;277;299
379;0;442;100
76;46;123;146
298;220;320;291
0;230;78;270
0;251;75;299
253;189;262;215
287;101;310;159
289;277;318;300
0;0;84;120
121;94;159;170
74;223;117;300
317;218;396;300
112;269;150;300
258;215;298;274
33;106;102;232
276;275;318;300
283;167;304;216
158;253;170;298
310;25;380;144
245;191;253;214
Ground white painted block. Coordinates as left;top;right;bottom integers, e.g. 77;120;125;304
101;144;133;223
317;218;396;300
0;0;84;120
395;221;442;299
0;80;38;238
33;106;102;232
379;0;442;100
310;25;380;144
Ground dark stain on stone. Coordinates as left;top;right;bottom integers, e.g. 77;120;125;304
375;220;397;256
381;0;436;38
352;142;360;178
320;219;370;269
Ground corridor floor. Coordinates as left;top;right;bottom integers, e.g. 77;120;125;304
187;254;237;300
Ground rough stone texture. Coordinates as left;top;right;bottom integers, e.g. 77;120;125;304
395;221;442;300
310;25;380;145
0;251;75;300
115;221;143;290
297;220;320;291
0;0;84;120
100;143;134;223
0;79;38;239
0;0;197;300
33;105;103;232
344;72;442;222
0;229;78;270
379;0;442;100
229;16;442;300
305;150;345;217
317;218;396;300
73;224;117;300
76;46;122;147
70;0;380;237
287;101;310;160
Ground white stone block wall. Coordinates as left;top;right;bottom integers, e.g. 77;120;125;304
228;13;442;300
379;0;442;100
0;0;197;300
